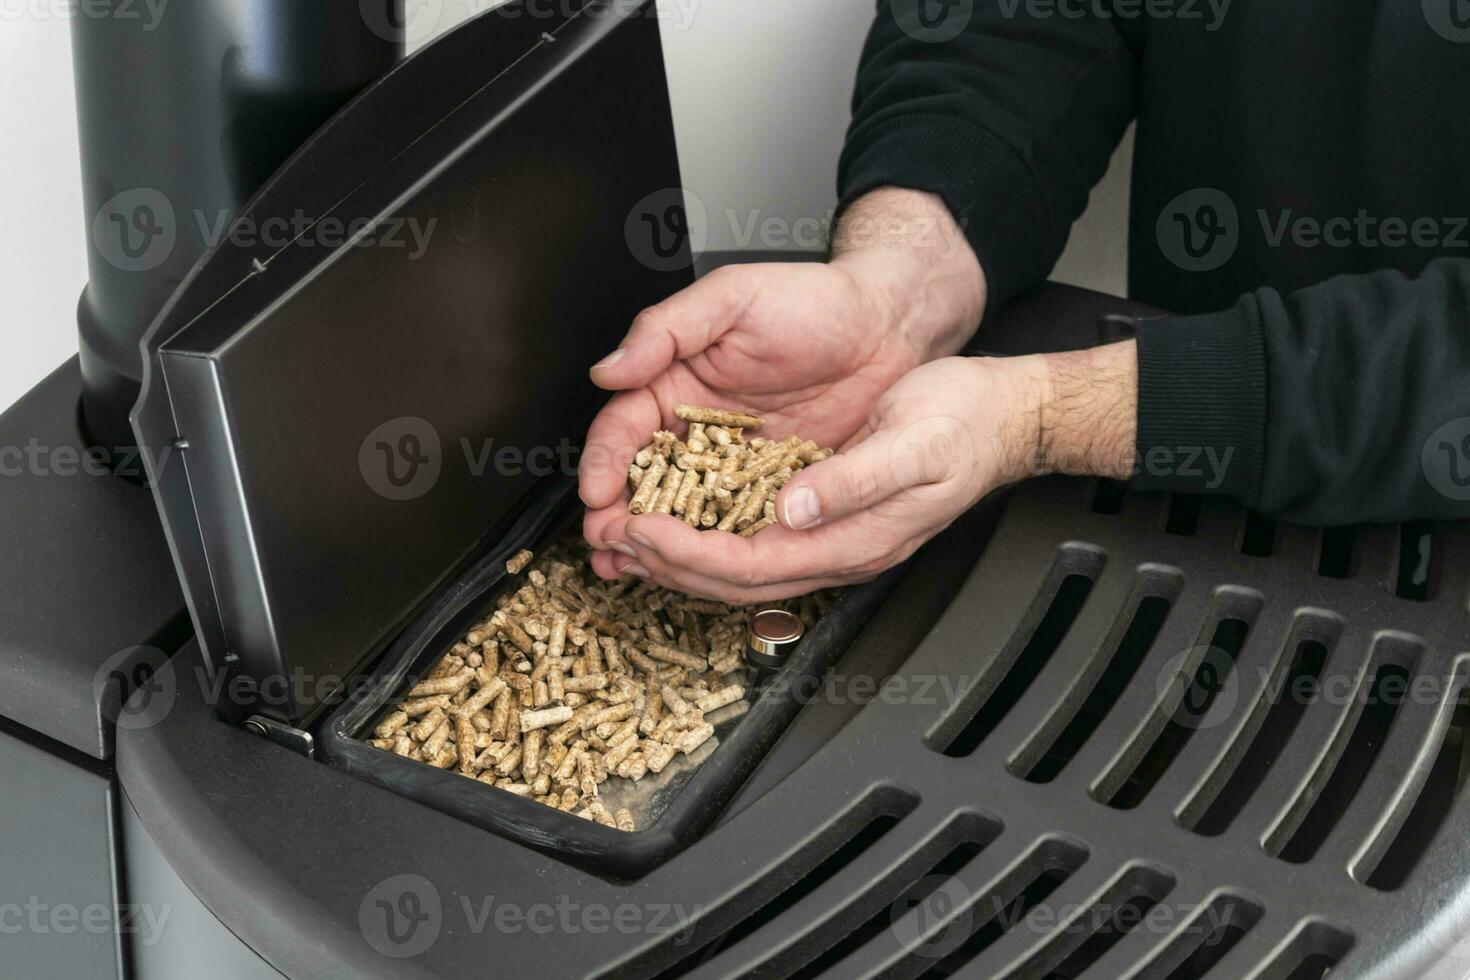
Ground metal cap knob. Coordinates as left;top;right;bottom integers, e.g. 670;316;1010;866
746;609;804;670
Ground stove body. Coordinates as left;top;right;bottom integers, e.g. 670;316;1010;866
2;4;1470;979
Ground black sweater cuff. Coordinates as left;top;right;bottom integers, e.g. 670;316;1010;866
1133;297;1268;504
837;115;1053;312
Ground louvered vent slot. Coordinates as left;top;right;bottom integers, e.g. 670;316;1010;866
1015;568;1182;784
779;813;1002;979
1271;637;1424;864
1089;479;1128;515
1394;521;1436;601
1164;493;1203;536
1363;675;1470;890
1316;526;1357;579
1099;592;1261;811
1259;923;1354;980
644;789;918;978
1013;865;1176;979
1136;894;1262;980
935;546;1103;758
1237;512;1277;557
1182;613;1341;837
893;839;1087;978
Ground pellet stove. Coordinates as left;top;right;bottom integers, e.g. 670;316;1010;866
4;2;1470;978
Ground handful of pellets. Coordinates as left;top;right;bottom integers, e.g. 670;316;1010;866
365;534;831;832
627;404;834;536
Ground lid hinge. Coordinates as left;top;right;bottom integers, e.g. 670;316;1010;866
243;715;315;759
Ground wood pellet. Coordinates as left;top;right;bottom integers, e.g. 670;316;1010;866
365;533;832;831
625;405;834;535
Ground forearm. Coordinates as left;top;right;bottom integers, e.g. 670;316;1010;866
996;341;1139;485
1011;258;1470;525
1136;258;1470;524
1040;341;1139;480
830;187;988;364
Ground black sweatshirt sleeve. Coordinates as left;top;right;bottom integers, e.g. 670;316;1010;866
837;3;1138;311
1133;258;1470;524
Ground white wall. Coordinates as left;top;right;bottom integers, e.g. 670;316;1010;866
0;0;1129;413
654;0;1131;294
1053;125;1132;296
0;10;87;413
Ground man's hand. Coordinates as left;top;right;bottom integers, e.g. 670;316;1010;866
597;343;1139;602
580;188;986;580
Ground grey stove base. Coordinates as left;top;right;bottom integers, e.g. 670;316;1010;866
121;798;284;980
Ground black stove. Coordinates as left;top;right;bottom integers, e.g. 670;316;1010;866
4;3;1470;978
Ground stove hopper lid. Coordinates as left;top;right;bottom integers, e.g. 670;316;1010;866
131;0;694;726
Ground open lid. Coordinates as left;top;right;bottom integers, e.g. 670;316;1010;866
131;0;694;726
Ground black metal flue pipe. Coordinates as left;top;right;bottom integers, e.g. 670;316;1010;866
71;0;405;452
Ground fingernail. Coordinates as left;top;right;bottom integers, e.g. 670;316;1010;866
624;562;650;578
609;541;638;558
628;530;654;549
784;485;821;529
591;348;626;372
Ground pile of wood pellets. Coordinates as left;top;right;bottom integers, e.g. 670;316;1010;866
627;405;834;535
365;534;831;831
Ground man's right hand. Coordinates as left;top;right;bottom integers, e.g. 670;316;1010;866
579;187;987;580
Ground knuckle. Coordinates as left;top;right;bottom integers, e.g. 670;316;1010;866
830;463;884;510
850;551;894;579
630;307;666;338
704;264;744;290
656;534;690;567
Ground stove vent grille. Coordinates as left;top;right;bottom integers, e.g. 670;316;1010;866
620;478;1470;979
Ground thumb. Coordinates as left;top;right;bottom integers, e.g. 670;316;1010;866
588;266;754;390
776;419;961;529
